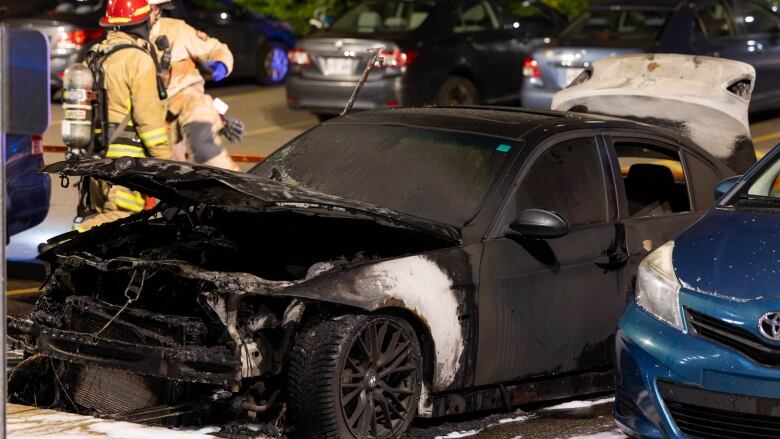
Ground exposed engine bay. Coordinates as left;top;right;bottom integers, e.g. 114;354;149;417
7;190;454;430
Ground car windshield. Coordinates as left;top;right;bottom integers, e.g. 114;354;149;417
249;124;517;227
330;0;437;33
560;9;672;43
731;154;780;208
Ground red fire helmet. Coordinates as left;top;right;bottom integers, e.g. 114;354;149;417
99;0;151;28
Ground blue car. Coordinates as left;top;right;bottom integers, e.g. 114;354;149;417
616;146;780;438
6;134;51;237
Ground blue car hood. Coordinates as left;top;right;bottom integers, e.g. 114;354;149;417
674;208;780;301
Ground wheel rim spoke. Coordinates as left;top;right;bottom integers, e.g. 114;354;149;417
376;331;401;366
348;391;369;427
342;387;362;407
373;389;398;429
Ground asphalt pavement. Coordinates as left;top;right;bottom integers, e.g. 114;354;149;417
9;82;780;438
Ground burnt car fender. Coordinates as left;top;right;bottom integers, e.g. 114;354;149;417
232;253;471;392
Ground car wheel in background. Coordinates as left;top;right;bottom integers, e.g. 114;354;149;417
437;76;479;106
287;314;423;439
257;41;290;85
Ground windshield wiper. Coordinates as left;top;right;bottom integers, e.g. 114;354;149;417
732;193;780;208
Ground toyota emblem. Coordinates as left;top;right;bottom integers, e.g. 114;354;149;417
759;312;780;341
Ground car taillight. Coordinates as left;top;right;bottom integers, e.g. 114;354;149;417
54;28;104;51
288;48;312;66
69;29;104;45
523;57;541;78
31;136;43;156
381;50;418;69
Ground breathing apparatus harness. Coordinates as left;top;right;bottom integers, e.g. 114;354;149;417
61;35;167;222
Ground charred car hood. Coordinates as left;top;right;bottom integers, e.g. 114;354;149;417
45;158;461;242
674;209;780;302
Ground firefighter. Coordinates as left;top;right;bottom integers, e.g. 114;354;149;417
148;0;241;171
77;0;173;231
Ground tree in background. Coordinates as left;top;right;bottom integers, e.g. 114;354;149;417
540;0;593;16
234;0;359;36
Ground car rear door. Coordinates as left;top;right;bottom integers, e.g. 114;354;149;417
475;133;625;386
603;134;708;295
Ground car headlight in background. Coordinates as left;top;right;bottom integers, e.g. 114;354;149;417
635;241;684;330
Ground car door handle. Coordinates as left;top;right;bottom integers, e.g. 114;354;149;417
594;251;628;269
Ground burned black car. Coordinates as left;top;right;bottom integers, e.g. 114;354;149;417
9;107;735;438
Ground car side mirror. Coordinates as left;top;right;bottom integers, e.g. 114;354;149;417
715;175;741;200
506;208;570;240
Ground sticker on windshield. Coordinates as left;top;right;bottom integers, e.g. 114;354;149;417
496;144;512;153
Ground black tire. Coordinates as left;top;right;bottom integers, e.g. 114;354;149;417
436;76;479;106
256;41;290;85
287;314;423;439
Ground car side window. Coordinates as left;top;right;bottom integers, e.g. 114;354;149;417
454;0;500;33
695;2;736;39
734;1;780;34
614;142;691;218
515;138;607;226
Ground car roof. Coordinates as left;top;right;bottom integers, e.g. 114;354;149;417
328;106;681;144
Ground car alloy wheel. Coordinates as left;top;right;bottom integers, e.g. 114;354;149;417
259;42;289;85
437;76;478;106
287;314;422;439
340;318;420;438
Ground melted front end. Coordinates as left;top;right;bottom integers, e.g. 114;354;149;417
7;203;453;425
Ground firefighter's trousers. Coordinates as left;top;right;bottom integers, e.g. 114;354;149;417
168;86;239;171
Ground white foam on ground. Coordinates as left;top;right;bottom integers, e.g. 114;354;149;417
435;430;481;438
545;397;615;411
7;405;221;439
497;415;530;424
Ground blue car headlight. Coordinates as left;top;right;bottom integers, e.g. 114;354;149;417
635;241;684;330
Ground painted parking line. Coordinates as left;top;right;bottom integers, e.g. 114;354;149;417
7;288;41;296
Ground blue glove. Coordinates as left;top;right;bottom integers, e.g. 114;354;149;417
205;61;228;82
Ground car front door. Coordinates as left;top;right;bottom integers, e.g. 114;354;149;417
475;134;626;386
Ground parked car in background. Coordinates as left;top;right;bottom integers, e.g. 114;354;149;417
523;0;780;112
615;147;780;439
286;0;564;119
4;0;295;92
6;135;51;237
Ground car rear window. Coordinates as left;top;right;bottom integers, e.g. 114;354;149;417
250;123;517;227
560;9;672;43
330;0;438;33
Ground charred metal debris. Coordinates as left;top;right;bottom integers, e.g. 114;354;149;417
7;164;460;430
